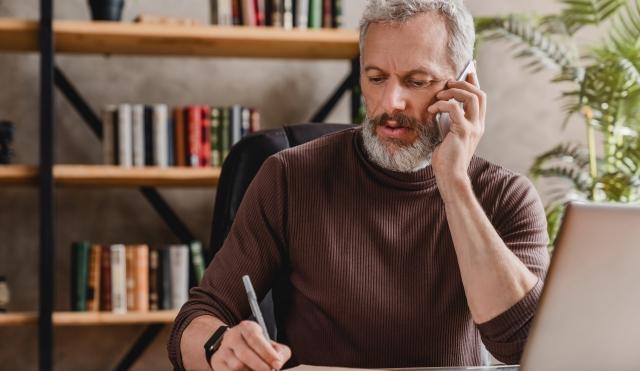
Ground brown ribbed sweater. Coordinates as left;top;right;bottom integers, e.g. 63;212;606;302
168;127;550;369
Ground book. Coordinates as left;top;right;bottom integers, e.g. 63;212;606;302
125;245;136;311
160;246;172;310
153;104;170;168
331;0;342;28
143;105;155;166
110;244;127;313
309;0;322;29
221;107;231;160
132;104;145;167
250;108;261;133
200;106;212;167
296;0;308;29
100;245;112;311
117;104;133;167
71;241;91;312
322;0;332;28
243;0;257;26
189;241;206;286
210;107;222;167
231;104;243;146
173;107;187;167
134;245;149;312
148;246;160;311
101;105;117;165
188;106;202;167
232;0;242;25
170;245;190;309
86;244;102;312
271;0;282;27
241;107;251;137
283;0;294;29
256;0;266;26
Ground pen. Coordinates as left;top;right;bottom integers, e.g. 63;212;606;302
242;275;270;340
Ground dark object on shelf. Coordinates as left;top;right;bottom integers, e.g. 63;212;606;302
88;0;125;21
0;120;14;164
0;276;9;312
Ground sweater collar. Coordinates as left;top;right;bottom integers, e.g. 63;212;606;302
352;127;438;191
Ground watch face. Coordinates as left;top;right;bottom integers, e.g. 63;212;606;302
205;325;229;362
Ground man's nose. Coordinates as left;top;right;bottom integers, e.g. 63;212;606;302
381;82;407;114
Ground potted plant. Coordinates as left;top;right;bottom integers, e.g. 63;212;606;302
475;0;640;251
88;0;125;21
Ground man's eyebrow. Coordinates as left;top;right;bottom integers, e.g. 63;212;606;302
364;65;444;78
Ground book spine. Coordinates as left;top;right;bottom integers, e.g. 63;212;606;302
322;0;332;28
231;104;243;146
296;0;308;29
255;0;265;26
132;104;145;167
174;107;186;167
283;0;293;29
170;245;190;309
71;241;90;312
148;247;160;311
100;245;112;311
125;245;136;311
221;107;231;160
210;108;221;167
271;0;282;27
309;0;321;29
331;0;341;28
250;108;261;133
117;104;133;168
188;106;202;167
167;112;175;166
143;106;155;166
243;0;257;26
135;245;149;312
102;105;117;165
241;107;251;138
111;244;127;313
232;0;242;25
210;0;219;24
153;104;169;168
200;106;212;167
221;0;232;25
86;244;102;312
160;246;172;310
189;241;206;286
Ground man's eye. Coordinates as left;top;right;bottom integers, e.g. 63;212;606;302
368;76;386;84
408;80;430;88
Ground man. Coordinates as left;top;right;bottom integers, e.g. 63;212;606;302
168;0;550;370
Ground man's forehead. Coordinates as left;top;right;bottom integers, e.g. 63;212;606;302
362;12;455;78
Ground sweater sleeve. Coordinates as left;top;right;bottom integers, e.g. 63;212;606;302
476;174;550;364
167;155;289;370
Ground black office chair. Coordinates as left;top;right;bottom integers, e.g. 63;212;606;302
208;123;357;338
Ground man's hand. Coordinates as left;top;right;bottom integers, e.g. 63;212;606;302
211;321;291;371
427;72;486;200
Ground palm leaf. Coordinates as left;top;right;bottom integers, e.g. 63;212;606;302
530;164;593;194
531;143;592;170
560;0;628;32
609;0;640;50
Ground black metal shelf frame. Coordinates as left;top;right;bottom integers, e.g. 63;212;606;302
36;1;362;370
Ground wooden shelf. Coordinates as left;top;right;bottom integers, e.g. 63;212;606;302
0;18;359;59
54;165;221;187
0;310;179;326
0;165;220;187
0;165;38;185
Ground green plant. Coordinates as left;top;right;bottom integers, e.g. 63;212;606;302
475;0;640;250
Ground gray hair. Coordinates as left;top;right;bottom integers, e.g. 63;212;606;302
359;0;475;75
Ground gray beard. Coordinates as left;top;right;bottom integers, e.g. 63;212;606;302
361;115;441;173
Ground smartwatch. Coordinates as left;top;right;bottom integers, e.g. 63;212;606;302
204;325;229;366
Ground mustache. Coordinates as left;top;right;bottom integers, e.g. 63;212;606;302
370;112;422;130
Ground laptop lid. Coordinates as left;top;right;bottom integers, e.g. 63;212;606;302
520;202;640;371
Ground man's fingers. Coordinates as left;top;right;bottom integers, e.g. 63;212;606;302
436;88;479;121
271;341;292;364
445;79;486;121
216;347;248;371
428;100;466;125
239;321;283;368
232;341;273;371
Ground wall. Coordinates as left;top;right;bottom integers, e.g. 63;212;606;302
0;0;584;369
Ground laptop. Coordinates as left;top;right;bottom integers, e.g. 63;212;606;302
518;202;640;371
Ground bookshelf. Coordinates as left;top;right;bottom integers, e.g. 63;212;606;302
0;310;178;326
1;5;360;370
0;165;221;187
0;19;359;59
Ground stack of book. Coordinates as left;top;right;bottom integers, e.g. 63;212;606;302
70;241;207;313
210;0;342;29
102;104;260;168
